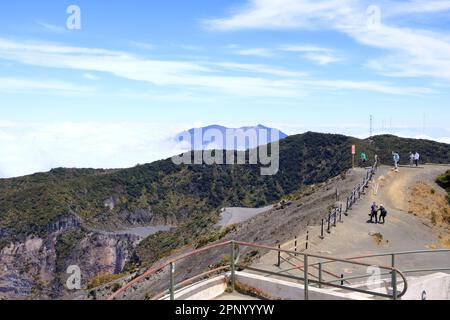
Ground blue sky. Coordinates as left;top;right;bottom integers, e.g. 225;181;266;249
0;0;450;177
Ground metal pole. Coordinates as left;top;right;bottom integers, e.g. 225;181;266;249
320;220;324;239
327;215;331;233
318;262;323;289
333;210;337;227
277;244;281;267
305;231;309;250
391;254;397;300
169;262;175;301
304;255;309;300
345;197;349;213
295;236;298;256
230;241;236;291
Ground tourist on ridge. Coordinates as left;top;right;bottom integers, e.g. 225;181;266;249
361;151;367;167
414;151;420;167
378;205;388;224
392;152;400;171
370;202;378;223
410;152;415;167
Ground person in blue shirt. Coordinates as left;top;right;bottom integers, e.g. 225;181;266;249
392;151;400;171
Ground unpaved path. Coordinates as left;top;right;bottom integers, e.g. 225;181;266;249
254;165;450;284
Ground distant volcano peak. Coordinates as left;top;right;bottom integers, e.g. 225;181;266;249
175;124;288;151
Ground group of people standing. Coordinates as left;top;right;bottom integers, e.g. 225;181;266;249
392;151;420;171
370;202;388;224
409;151;421;167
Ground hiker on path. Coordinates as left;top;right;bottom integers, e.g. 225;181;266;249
370;202;378;223
361;152;367;167
414;151;420;167
378;205;388;224
409;152;415;167
392;152;400;171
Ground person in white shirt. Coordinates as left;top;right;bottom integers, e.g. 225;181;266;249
409;152;414;167
414;152;420;167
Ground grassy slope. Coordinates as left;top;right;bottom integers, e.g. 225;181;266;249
437;170;450;204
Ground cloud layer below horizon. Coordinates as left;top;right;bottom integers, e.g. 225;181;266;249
1;121;449;179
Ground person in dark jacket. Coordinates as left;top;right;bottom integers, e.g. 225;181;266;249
370;202;378;223
378;205;388;224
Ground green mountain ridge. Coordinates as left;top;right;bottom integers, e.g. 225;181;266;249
1;132;449;298
1;132;449;248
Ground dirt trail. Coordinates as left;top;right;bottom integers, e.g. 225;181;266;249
254;165;450;283
377;165;450;213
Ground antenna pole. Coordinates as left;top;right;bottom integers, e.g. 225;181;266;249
423;113;426;136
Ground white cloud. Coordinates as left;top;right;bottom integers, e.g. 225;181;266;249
0;37;435;97
36;20;66;33
205;0;356;30
234;47;274;57
1;121;448;178
280;44;343;65
214;62;308;77
130;41;154;50
206;0;450;80
302;52;343;65
0;122;191;178
298;79;436;95
280;44;331;53
0;38;302;98
0;77;94;95
414;134;450;144
84;73;100;80
386;0;450;16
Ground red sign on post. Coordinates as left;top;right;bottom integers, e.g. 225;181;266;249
352;145;356;155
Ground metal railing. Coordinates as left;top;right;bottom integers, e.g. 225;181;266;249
318;162;377;239
314;249;450;286
108;240;408;301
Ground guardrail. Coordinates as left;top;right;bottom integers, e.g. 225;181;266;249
108;239;408;301
316;163;377;239
311;249;450;287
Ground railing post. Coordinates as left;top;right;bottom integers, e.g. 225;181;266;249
391;254;397;300
295;236;298;256
333;210;337;227
345;197;349;214
277;244;281;267
327;215;331;233
169;262;175;301
230;241;236;292
304;254;309;300
318;262;323;289
320;219;324;239
305;231;309;250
